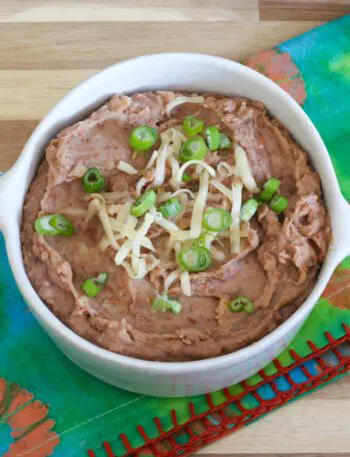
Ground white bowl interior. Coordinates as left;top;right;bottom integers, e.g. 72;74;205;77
1;53;350;384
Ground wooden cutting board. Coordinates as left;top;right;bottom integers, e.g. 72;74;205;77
1;1;349;456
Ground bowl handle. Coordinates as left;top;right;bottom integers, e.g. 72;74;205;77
0;169;17;233
335;196;350;260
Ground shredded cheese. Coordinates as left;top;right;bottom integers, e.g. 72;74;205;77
117;160;138;175
114;201;133;231
217;161;235;177
190;171;209;239
153;142;168;187
176;160;215;184
180;271;192;297
97;203;119;250
234;145;259;193
101;190;130;202
177;192;188;217
171;128;187;153
168;155;180;189
230;181;243;254
145;149;158;170
85;193;105;204
136;177;148;197
122;214;138;232
120;215;155;251
59;207;87;217
114;239;133;265
131;213;155;273
107;204;124;216
121;255;160;279
210;180;233;202
170;188;195;200
164;270;180;292
165;96;205;116
211;247;226;262
156;217;180;234
174;241;182;257
121;258;146;279
99;236;120;252
170;230;192;242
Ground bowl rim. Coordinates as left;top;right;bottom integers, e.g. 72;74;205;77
4;52;346;374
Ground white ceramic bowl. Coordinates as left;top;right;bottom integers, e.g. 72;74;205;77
1;53;349;397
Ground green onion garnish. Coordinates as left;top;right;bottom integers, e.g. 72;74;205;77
269;194;288;214
228;300;243;313
180;137;208;163
82;272;108;298
228;296;254;314
152;296;182;314
158;197;182;219
182;116;204;138
83;167;106;194
202;207;232;232
259;178;281;203
219;133;232;149
129;125;158;153
182;172;191;183
34;214;75;237
131;189;157;218
205;125;220;151
177;246;212;272
193;231;215;249
240;198;259;222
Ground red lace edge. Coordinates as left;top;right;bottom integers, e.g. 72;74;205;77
87;324;350;457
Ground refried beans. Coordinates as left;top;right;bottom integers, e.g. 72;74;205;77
21;91;331;361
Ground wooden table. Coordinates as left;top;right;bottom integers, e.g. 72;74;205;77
1;1;349;455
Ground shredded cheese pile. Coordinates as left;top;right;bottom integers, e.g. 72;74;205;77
81;96;258;297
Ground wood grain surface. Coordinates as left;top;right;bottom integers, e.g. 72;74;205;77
1;1;350;455
260;0;350;21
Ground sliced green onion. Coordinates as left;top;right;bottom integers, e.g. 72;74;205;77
178;246;212;272
269;194;288;214
180;137;208;163
158;197;181;219
205;125;220;151
228;296;255;314
228;300;243;313
244;300;255;315
34;214;75;237
131;189;157;217
182;116;204;138
193;231;215;249
83;167;105;194
219;133;232;149
152;296;182;315
240;198;259;222
182;172;191;183
259;178;281;203
82;272;108;298
82;279;100;298
202;207;232;232
129;125;158;153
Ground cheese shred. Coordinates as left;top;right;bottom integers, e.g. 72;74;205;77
234;145;259;193
180;271;192;297
165;95;205;116
190;171;209;239
230;181;243;254
117;161;138;175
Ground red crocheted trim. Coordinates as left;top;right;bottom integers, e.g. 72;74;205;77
87;325;350;457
